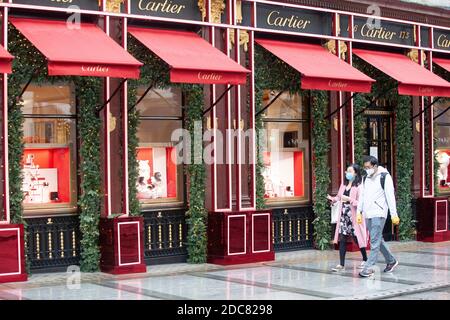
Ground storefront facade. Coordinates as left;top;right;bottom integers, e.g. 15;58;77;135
0;0;449;280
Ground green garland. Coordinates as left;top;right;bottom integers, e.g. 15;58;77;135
183;84;208;263
395;95;414;240
311;91;332;250
127;82;142;217
353;94;370;166
128;37;207;263
254;87;266;210
76;77;102;272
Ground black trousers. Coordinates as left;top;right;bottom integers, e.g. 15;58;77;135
339;234;368;267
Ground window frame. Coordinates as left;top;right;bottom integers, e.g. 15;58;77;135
21;82;78;216
261;90;312;207
136;86;186;209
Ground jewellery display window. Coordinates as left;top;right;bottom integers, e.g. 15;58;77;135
20;83;77;211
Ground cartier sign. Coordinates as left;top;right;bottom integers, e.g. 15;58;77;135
130;0;201;21
343;17;414;46
11;0;99;11
256;4;332;36
435;30;450;52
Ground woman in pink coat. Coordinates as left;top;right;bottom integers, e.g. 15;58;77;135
327;164;368;272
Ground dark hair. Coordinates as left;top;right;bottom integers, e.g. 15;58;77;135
362;155;379;166
344;163;362;187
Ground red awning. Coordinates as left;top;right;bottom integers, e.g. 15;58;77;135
434;58;450;74
128;27;250;85
0;45;13;74
10;17;142;79
354;49;450;97
255;39;375;93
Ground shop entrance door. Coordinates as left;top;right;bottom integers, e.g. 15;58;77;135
365;113;393;173
364;109;397;241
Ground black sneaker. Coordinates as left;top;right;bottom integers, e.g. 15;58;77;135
384;260;399;273
358;269;374;278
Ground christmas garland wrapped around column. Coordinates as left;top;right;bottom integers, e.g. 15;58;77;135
183;84;207;263
395;95;414;240
311;91;332;250
353;94;370;166
76;77;102;272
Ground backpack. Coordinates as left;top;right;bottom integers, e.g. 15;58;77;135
363;172;388;190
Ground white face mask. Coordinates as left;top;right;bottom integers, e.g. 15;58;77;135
366;168;375;177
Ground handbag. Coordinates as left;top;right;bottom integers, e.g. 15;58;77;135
330;201;339;224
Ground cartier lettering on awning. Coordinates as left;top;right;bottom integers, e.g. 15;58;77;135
10;17;142;78
354;49;450;97
255;39;375;93
0;46;14;74
128;27;250;85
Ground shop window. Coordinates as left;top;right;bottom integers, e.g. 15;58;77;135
261;90;310;204
136;87;184;206
21;84;77;211
435;102;450;194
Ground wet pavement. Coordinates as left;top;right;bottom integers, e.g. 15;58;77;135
1;241;450;300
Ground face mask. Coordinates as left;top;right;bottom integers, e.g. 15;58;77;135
345;172;355;181
366;168;375;177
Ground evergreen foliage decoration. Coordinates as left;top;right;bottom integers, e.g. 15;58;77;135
128;36;207;262
353;94;370;166
75;77;102;272
395;95;414;240
310;90;332;250
126;82;141;217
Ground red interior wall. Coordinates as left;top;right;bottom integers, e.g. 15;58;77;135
294;151;304;197
166;147;177;198
23;148;71;203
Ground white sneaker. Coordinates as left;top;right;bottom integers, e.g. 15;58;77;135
332;265;345;272
357;262;366;269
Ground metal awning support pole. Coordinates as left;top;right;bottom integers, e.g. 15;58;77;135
433;99;450;121
128;82;154;112
202;85;234;116
96;78;128;114
255;90;285;117
411;97;443;120
412;97;443;120
9;69;38;109
325;92;359;120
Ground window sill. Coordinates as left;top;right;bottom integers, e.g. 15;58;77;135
24;206;78;218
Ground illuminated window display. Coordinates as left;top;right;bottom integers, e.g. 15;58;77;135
136;87;183;205
435;101;450;193
261;90;310;203
21;84;77;210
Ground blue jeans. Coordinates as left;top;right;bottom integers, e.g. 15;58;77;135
364;217;396;272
